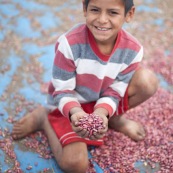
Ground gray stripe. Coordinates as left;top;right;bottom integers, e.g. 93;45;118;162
71;44;137;65
99;95;119;107
76;86;100;101
110;48;138;65
52;65;75;80
71;44;107;65
47;94;55;105
109;96;119;105
117;70;135;83
53;93;75;107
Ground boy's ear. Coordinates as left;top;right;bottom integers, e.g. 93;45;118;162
125;6;135;23
83;0;87;17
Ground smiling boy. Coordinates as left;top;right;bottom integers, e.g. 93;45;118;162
12;0;158;172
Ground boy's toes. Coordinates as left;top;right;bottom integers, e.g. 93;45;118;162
12;134;17;140
136;130;145;141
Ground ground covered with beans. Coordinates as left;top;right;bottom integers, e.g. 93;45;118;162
88;87;173;173
0;0;173;172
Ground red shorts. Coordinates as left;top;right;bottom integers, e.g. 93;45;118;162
48;89;129;147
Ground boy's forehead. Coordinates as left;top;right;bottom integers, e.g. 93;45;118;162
88;0;124;3
88;0;124;7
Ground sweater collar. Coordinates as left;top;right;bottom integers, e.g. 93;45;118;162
87;27;121;61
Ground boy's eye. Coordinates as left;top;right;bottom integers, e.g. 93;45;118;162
90;8;99;12
110;11;118;15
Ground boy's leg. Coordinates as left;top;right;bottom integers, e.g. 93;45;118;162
59;142;88;173
108;68;158;141
12;106;88;173
12;106;51;139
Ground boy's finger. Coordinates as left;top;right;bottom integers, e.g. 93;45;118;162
90;132;105;140
74;121;79;126
72;125;82;132
81;131;89;138
98;127;107;134
94;133;105;139
78;129;87;137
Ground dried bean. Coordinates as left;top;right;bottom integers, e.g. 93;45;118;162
78;114;104;138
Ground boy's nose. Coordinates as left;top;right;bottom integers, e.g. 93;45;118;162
98;12;108;23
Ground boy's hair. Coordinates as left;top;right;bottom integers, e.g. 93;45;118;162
84;0;134;15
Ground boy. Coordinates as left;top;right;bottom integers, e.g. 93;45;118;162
12;0;158;172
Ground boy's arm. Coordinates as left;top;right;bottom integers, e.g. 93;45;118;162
95;47;144;118
50;35;81;119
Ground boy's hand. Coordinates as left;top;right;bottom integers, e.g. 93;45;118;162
89;108;109;140
70;107;109;140
70;108;89;138
89;113;108;140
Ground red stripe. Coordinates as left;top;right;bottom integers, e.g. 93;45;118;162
102;88;121;100
76;74;102;92
66;24;89;45
94;103;113;117
48;82;55;95
52;90;75;97
55;42;59;52
76;74;115;93
62;101;81;118
54;51;75;72
118;30;141;51
101;77;114;90
121;62;139;75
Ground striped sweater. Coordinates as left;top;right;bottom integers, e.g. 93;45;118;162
48;23;143;119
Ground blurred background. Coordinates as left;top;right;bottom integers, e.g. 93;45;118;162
0;0;173;172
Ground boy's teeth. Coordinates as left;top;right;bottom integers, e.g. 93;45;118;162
97;27;108;31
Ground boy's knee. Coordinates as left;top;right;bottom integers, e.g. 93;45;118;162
59;153;88;173
132;68;159;97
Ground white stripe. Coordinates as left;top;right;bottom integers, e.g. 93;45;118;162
59;97;79;113
96;97;117;116
62;136;82;145
44;104;57;111
74;92;87;103
60;132;76;142
57;35;74;60
121;97;124;114
75;59;121;79
52;77;75;91
62;136;103;145
110;82;128;97
131;46;143;64
116;108;119;115
84;138;103;142
60;132;103;143
120;47;143;72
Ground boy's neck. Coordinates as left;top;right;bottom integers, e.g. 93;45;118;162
96;40;116;56
87;27;121;60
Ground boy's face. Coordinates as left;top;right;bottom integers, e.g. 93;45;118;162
83;0;135;46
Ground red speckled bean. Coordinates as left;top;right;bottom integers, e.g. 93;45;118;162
78;114;104;138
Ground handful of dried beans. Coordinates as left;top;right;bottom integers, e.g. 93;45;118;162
78;114;104;138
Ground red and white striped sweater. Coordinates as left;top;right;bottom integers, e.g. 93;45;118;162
47;23;143;119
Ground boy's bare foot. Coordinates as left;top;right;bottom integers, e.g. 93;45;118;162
108;115;145;141
12;106;49;140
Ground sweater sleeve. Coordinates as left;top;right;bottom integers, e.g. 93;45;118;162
94;46;143;117
51;35;81;118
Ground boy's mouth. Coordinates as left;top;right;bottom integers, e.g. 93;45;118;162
95;26;110;31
